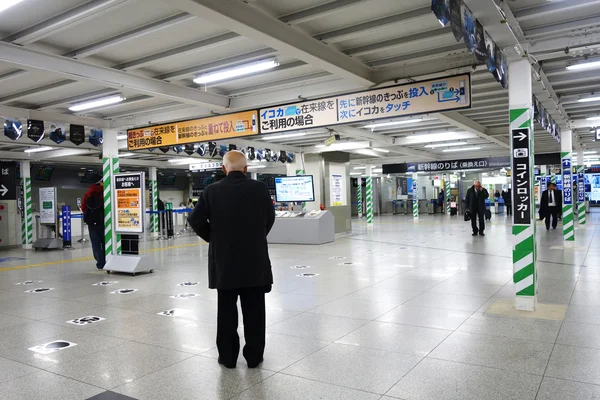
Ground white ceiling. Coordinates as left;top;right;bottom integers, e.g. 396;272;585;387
0;0;598;170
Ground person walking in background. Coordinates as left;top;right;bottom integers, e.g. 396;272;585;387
465;180;489;236
540;182;562;230
503;188;512;216
81;179;105;270
188;150;275;369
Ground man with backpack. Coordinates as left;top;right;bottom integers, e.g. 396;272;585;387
81;180;105;269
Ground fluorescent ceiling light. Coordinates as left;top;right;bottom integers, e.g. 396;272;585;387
168;158;208;165
262;132;307;140
372;148;390;153
117;134;128;140
69;95;125;111
373;168;383;173
586;116;600;121
315;144;326;148
353;167;366;170
316;141;370;151
194;58;279;84
119;153;135;157
578;96;600;103
364;119;422;129
405;132;459;144
567;60;600;71
247;165;266;169
573;151;598;155
424;141;467;149
0;0;24;13
443;146;481;152
350;172;362;176
24;146;53;153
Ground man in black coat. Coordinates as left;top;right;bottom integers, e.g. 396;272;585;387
502;188;512;216
187;151;275;369
465;180;489;236
539;182;562;230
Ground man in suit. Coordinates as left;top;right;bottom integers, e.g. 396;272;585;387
465;180;489;236
502;188;512;216
188;151;275;369
539;182;562;230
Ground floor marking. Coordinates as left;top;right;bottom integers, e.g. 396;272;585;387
0;241;207;273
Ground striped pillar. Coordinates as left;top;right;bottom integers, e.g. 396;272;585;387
151;180;159;233
412;173;419;220
445;180;451;215
550;174;556;185
21;173;33;248
366;176;373;225
112;158;121;255
561;130;574;244
357;177;362;218
577;165;586;226
102;158;114;259
509;59;537;311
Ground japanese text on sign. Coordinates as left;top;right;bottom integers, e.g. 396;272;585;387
578;171;585;202
408;157;509;173
259;74;471;134
511;128;532;225
562;157;573;205
114;173;144;234
127;111;258;151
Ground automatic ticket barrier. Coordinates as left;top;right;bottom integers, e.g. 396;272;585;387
0;201;18;247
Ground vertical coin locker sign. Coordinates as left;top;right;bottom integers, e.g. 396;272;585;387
114;173;144;234
62;206;71;247
39;187;57;224
511;125;536;300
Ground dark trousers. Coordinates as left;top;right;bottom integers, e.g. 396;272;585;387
545;206;559;229
471;210;485;233
88;225;105;269
217;287;266;367
506;204;512;216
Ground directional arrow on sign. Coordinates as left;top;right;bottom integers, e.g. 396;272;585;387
513;131;527;141
0;185;8;197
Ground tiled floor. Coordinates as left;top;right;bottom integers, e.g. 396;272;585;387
0;211;599;399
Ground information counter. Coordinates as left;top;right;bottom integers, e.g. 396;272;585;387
267;210;335;245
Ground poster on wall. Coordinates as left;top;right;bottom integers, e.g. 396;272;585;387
39;187;57;224
449;0;462;41
431;0;450;26
473;21;488;63
330;175;344;206
114;173;144;234
461;4;476;54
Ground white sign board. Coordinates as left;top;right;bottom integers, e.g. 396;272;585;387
39;187;57;224
114;172;144;234
190;161;222;171
330;175;344;206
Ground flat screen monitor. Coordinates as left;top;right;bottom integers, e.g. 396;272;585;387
35;166;54;181
275;176;315;202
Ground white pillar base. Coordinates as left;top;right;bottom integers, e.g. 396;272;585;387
578;224;586;230
23;244;33;250
515;295;536;311
564;241;575;249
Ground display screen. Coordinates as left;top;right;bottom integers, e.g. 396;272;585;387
275;176;315;202
160;175;176;186
35;166;54;181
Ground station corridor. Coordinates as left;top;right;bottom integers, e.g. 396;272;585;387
0;213;597;400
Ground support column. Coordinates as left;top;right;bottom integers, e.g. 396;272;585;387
366;166;374;226
20;161;33;249
103;130;120;259
444;176;451;215
149;167;158;235
509;59;537;311
577;151;586;227
357;177;362;218
412;173;419;221
561;131;575;245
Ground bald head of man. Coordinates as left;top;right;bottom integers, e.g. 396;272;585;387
222;150;248;175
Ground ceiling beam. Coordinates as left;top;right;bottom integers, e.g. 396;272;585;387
0;70;27;83
0;80;76;104
36;88;120;110
279;0;367;24
514;0;600;21
343;28;452;57
527;32;600;54
0;105;110;128
524;15;600;39
162;0;374;86
2;0;129;45
65;13;195;59
224;72;332;97
0;41;230;109
433;111;509;148
367;43;467;68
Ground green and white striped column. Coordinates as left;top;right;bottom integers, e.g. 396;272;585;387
21;161;33;248
366;176;373;225
112;158;121;255
412;173;419;221
357;177;362;218
509;60;537;311
103;158;114;259
445;179;451;215
577;165;586;226
151;179;158;233
550;174;556;185
561;130;574;244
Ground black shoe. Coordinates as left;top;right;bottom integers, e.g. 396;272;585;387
479;232;485;236
247;358;264;369
218;357;236;369
472;232;478;236
546;227;550;231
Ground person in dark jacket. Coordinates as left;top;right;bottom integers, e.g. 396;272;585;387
539;182;562;230
465;180;489;236
81;180;105;269
187;150;275;369
502;189;512;216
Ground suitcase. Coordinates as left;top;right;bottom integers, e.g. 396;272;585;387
485;210;491;220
